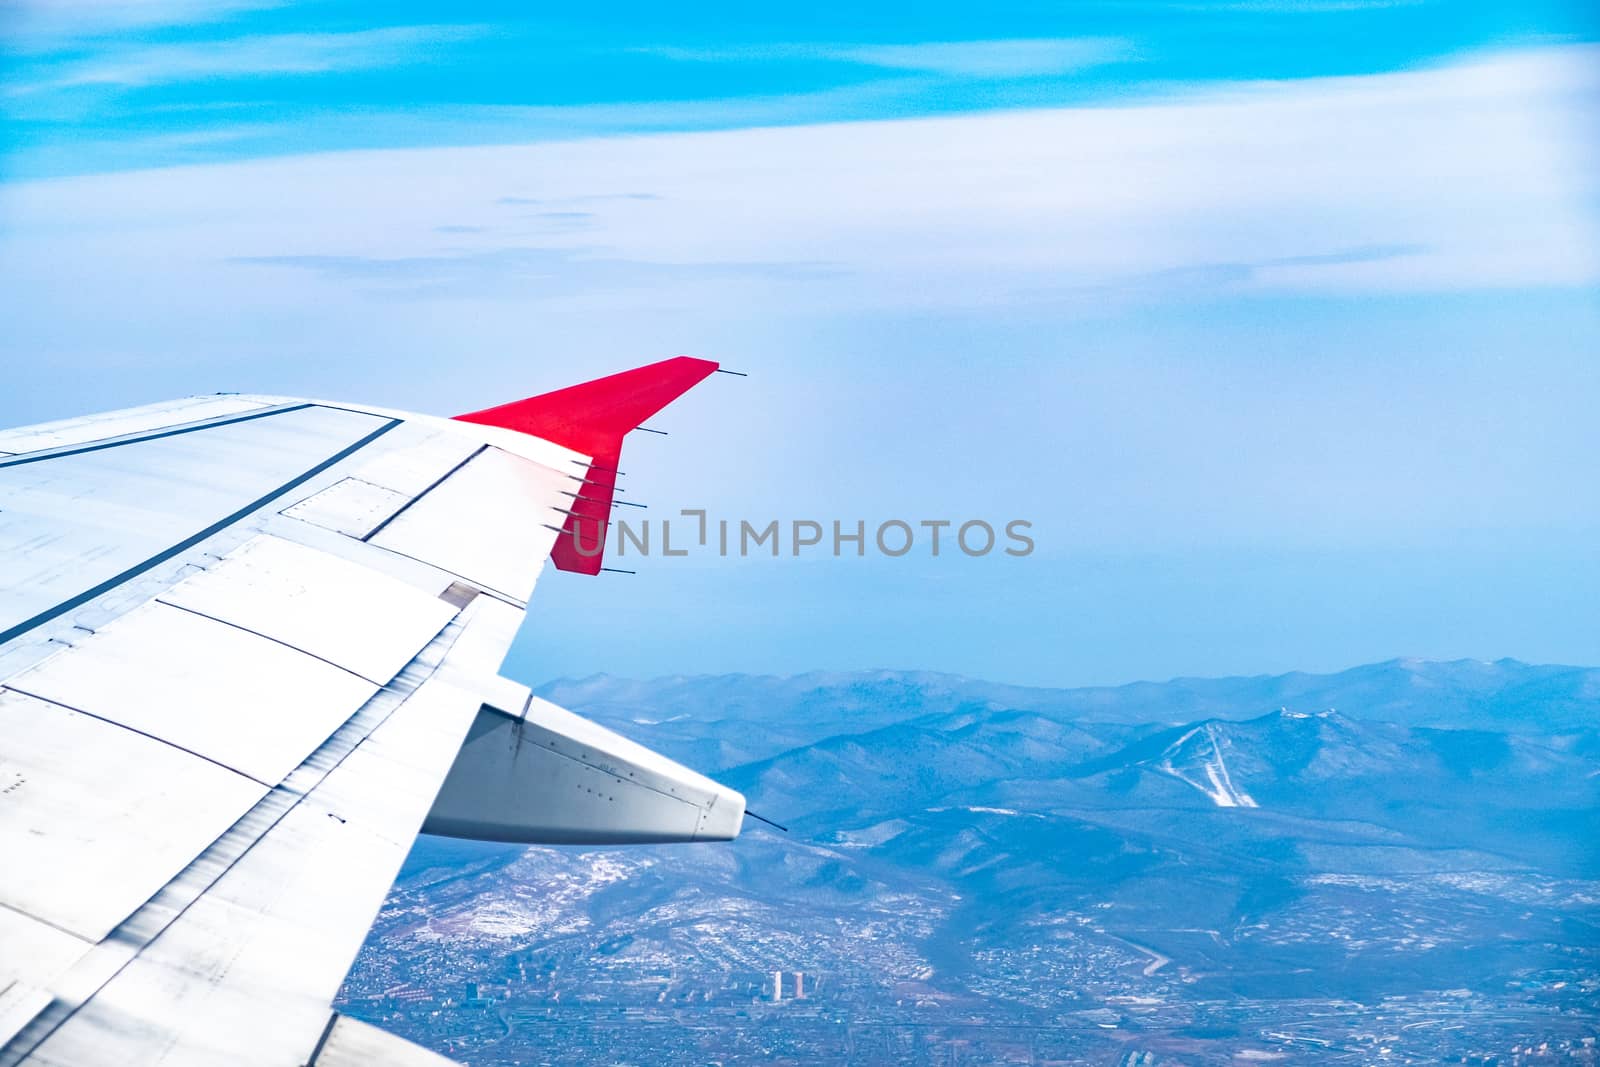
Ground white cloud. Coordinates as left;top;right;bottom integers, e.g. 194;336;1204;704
639;37;1135;79
1;45;1595;322
1165;0;1424;10
1;0;283;46
9;24;486;93
836;38;1135;78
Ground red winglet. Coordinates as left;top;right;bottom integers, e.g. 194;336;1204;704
453;356;719;575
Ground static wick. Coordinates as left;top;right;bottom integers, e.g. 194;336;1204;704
613;499;647;509
745;810;789;833
714;368;749;377
562;490;621;506
574;460;626;475
635;426;669;436
600;566;637;575
564;474;614;489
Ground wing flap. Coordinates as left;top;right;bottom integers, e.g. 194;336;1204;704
0;986;50;1052
9;603;380;786
6;597;521;1067
156;536;456;686
0;690;267;942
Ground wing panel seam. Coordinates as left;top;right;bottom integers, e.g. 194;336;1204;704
0;417;403;649
361;444;488;543
348;543;527;609
152;600;427;688
0;685;275;788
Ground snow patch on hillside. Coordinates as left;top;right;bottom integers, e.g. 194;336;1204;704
1157;725;1259;809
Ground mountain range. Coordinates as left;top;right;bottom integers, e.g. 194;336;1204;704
342;658;1600;1065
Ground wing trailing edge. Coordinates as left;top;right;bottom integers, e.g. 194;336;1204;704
453;356;719;575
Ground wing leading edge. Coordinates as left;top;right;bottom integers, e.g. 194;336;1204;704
0;357;744;1067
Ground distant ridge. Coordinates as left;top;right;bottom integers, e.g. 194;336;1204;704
537;657;1600;735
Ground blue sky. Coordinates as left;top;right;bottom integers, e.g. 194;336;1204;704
2;0;1595;177
1;1;1597;687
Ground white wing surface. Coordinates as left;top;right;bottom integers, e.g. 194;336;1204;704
0;358;744;1066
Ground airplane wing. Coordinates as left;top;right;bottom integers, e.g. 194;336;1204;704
0;358;745;1067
